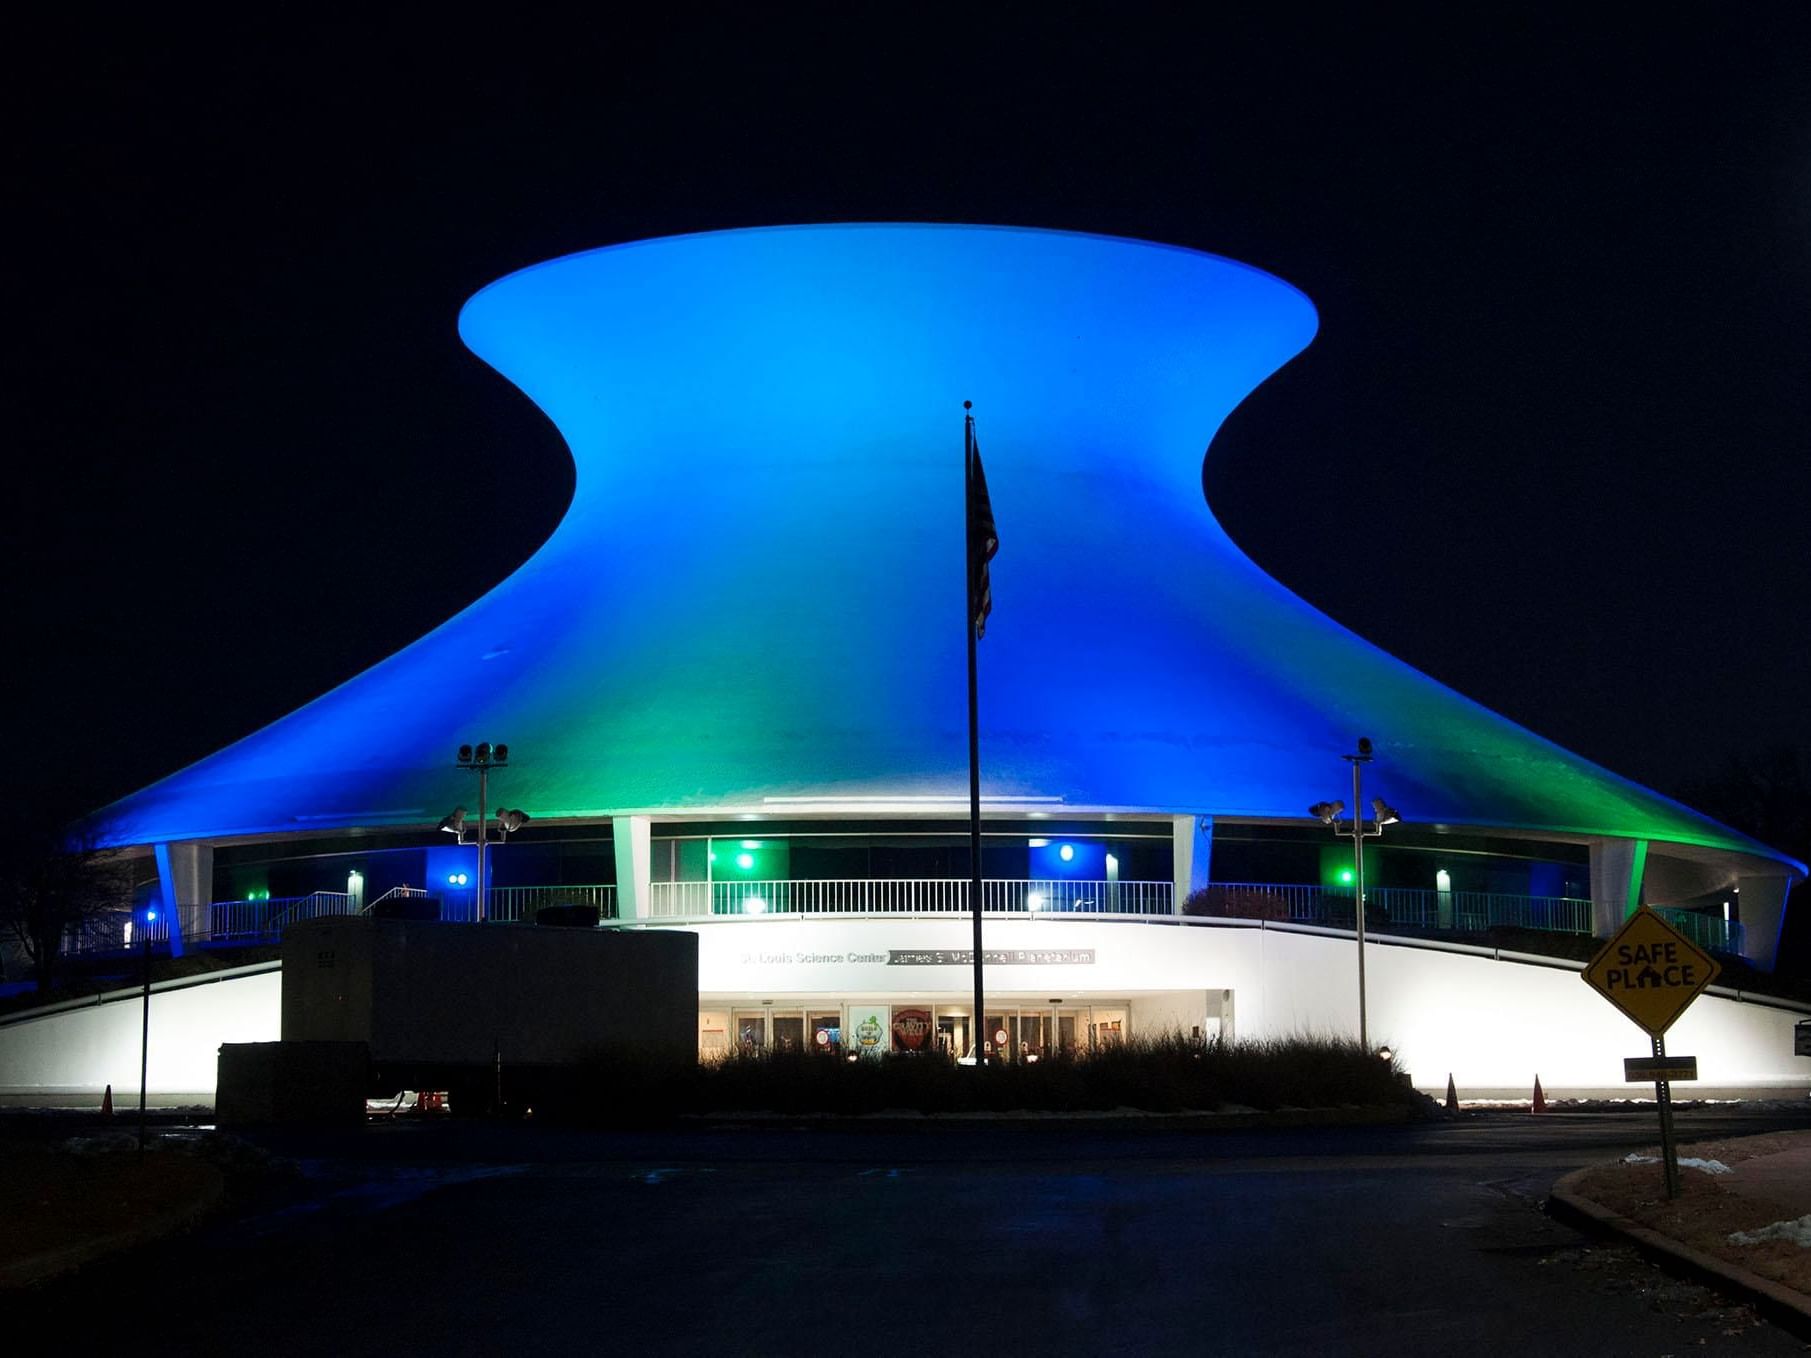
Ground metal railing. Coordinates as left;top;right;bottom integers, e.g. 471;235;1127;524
64;892;359;955
428;884;618;924
56;877;1746;960
217;891;355;938
1653;905;1746;957
1188;882;1596;938
644;878;1175;919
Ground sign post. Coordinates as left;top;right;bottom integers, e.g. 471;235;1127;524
1582;907;1720;1200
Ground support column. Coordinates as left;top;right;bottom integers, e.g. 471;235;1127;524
1171;815;1213;910
152;841;212;958
1736;875;1792;972
612;815;652;921
1588;837;1647;939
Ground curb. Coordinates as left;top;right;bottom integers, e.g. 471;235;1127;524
686;1104;1430;1132
0;1164;225;1291
1548;1166;1811;1339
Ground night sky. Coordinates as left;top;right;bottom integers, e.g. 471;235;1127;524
11;11;1811;840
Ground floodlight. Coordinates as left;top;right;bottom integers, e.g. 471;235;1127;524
493;744;509;764
1059;844;1075;862
1377;1045;1394;1062
1371;798;1401;827
457;744;473;763
1308;801;1344;825
475;742;492;763
496;809;530;833
1356;737;1373;758
438;806;468;835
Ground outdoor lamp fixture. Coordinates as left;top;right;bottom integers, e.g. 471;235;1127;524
1311;736;1401;1052
451;740;518;922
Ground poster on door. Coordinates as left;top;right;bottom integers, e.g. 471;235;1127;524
891;1006;932;1051
848;1004;890;1056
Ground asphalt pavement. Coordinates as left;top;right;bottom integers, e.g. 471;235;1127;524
21;1108;1811;1356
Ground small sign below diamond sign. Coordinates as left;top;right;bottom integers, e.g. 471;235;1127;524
1583;908;1721;1037
1624;1055;1698;1082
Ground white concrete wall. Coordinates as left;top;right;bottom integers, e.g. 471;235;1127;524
3;922;1806;1099
0;968;280;1100
679;917;1811;1093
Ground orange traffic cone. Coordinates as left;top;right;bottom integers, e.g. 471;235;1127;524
101;1084;113;1118
1445;1074;1459;1112
1531;1075;1547;1114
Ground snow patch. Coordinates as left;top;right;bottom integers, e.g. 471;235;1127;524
1730;1215;1811;1248
1619;1152;1732;1175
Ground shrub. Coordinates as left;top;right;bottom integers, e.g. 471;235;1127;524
561;1032;1419;1122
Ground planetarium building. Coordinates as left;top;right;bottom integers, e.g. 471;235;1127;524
4;225;1804;1099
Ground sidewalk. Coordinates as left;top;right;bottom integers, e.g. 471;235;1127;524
1551;1128;1811;1336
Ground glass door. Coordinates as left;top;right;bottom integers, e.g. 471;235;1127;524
984;1014;1010;1060
1089;1006;1127;1049
1010;1011;1052;1062
936;1009;970;1058
771;1013;806;1052
733;1010;767;1051
809;1012;842;1055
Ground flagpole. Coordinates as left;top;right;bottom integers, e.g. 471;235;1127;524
964;401;986;1064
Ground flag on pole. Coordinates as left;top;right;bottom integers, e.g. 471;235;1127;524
966;420;999;639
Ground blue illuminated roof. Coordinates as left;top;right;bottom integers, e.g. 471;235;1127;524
96;225;1799;871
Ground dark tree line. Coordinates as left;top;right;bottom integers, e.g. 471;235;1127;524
0;807;138;995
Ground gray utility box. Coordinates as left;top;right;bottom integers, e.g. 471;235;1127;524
281;917;698;1101
217;1041;369;1126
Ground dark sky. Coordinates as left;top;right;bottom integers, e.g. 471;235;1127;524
10;10;1811;823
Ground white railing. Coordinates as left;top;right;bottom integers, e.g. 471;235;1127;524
1653;905;1746;957
644;878;1175;920
66;892;359;954
1189;883;1597;938
75;878;1749;960
362;884;432;913
217;891;355;938
430;884;618;924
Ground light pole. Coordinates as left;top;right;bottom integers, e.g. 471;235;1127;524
1309;736;1401;1051
138;904;156;1155
439;743;530;922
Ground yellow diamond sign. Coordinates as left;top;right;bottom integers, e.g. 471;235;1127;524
1583;907;1721;1036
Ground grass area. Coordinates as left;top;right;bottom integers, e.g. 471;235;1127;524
565;1034;1424;1121
0;1128;300;1287
0;1138;223;1283
1569;1132;1811;1295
